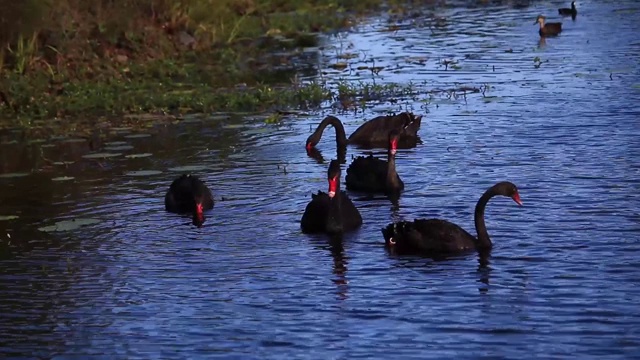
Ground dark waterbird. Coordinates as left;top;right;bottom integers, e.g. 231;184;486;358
558;1;577;17
301;160;362;235
381;181;522;256
165;174;214;227
535;15;562;37
345;129;404;195
305;112;422;151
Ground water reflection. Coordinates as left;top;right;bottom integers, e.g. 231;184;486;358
306;146;347;164
477;250;491;294
328;236;349;301
538;36;546;48
388;194;401;217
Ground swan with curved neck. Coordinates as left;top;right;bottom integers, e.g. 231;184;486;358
306;116;348;151
345;129;404;195
381;181;522;254
301;160;362;235
305;112;422;151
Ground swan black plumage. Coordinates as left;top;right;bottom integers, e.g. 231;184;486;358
345;129;404;195
305;112;422;150
165;174;214;227
381;181;522;255
301;160;362;235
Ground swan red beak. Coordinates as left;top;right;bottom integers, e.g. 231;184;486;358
512;192;523;206
390;139;398;155
306;142;313;151
328;176;338;198
196;203;205;219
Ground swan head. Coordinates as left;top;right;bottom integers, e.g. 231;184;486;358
492;181;523;206
534;15;546;25
192;203;206;227
305;135;318;151
381;222;403;246
191;191;211;227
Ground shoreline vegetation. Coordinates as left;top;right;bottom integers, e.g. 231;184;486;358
0;0;428;136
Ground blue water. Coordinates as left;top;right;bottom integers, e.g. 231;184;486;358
1;1;640;359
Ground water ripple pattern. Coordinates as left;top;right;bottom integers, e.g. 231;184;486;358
1;1;640;359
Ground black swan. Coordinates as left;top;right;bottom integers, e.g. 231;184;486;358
305;112;422;150
534;15;562;37
558;1;577;17
301;159;363;235
381;181;522;255
345;129;404;195
165;174;214;227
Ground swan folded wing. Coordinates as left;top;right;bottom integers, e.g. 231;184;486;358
349;115;388;141
310;190;329;201
339;192;363;230
309;191;331;212
412;219;477;252
345;155;388;191
164;190;180;211
166;174;215;212
201;190;214;210
349;155;387;173
349;115;406;144
347;113;421;148
382;221;429;252
398;223;427;249
301;192;331;233
167;184;194;212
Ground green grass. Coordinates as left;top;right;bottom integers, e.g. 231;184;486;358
0;0;405;121
0;0;436;126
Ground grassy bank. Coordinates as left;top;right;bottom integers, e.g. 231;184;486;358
0;0;424;125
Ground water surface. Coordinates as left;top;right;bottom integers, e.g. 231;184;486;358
1;1;640;359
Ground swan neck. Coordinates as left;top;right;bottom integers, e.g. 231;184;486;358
474;188;494;248
319;116;348;147
386;150;398;187
333;179;342;200
329;180;342;217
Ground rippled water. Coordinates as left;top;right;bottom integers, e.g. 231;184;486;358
2;1;640;359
